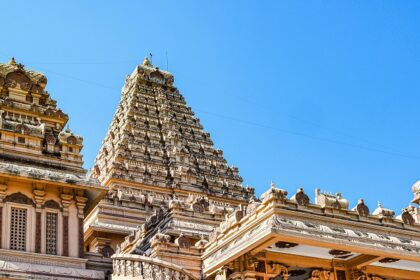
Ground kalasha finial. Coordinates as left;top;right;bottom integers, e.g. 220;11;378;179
9;57;16;65
143;56;151;66
270;180;276;189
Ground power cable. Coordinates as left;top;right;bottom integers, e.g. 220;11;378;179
33;65;420;161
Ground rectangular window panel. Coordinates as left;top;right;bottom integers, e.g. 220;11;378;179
46;212;58;255
10;207;27;251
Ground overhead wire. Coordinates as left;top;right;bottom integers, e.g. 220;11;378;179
30;63;420;161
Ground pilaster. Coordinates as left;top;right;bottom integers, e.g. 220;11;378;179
75;195;87;258
61;193;73;257
0;183;7;249
33;187;45;253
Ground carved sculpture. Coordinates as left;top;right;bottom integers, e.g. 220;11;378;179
354;199;370;217
401;208;415;225
175;233;191;249
291;187;310;206
315;189;349;209
372;202;395;218
309;269;335;280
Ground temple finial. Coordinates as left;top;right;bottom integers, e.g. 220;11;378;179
9;57;16;65
270;180;276;189
143;56;151;66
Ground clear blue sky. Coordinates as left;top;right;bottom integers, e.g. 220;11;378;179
2;1;419;214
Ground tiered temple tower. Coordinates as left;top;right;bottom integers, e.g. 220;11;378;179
85;58;254;274
0;58;105;279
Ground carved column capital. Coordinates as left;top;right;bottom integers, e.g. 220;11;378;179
60;193;73;216
75;195;88;218
33;188;46;210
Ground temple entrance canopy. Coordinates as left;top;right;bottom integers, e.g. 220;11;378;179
202;187;420;280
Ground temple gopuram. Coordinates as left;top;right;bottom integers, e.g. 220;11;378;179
0;57;419;280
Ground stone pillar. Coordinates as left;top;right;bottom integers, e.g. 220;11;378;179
33;188;45;253
0;183;7;249
75;195;87;258
61;193;73;257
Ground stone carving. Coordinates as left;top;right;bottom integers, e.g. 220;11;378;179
144;207;166;230
309;269;335;280
3;192;35;206
215;266;230;280
191;196;209;213
372;202;395;218
261;183;288;202
291;187;310;206
101;245;115;258
175;233;191;249
315;189;349;209
150;232;171;246
401;208;415;225
267;263;289;279
194;237;209;249
354;199;369;217
15;123;30;134
5;71;31;90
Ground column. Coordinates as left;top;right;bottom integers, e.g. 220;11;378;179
60;193;73;257
0;183;7;249
33;188;45;253
75;194;87;258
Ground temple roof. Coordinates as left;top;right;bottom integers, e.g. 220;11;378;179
0;58;48;88
202;186;420;278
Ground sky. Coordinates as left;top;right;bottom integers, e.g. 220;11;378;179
1;1;419;213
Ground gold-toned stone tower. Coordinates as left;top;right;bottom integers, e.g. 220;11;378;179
85;57;254;275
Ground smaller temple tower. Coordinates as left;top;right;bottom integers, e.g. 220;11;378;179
0;58;106;279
